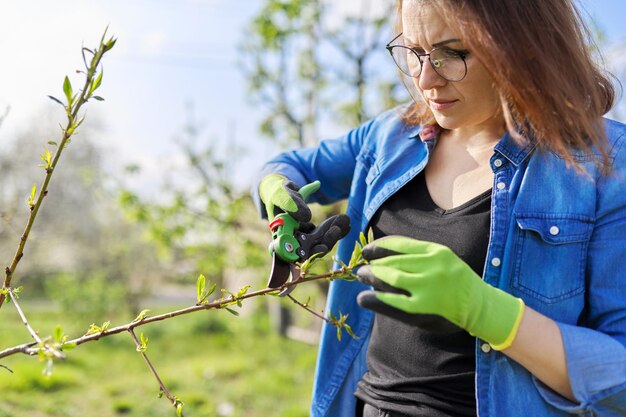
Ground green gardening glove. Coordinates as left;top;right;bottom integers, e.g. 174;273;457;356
356;236;525;350
259;174;312;222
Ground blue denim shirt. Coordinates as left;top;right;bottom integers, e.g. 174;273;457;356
254;106;626;417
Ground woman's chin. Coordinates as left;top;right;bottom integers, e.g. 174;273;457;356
432;114;460;130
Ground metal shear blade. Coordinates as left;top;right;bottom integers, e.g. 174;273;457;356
267;252;300;297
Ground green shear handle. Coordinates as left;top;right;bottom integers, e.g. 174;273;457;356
268;181;320;262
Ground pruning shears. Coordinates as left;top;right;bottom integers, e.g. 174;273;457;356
267;180;350;296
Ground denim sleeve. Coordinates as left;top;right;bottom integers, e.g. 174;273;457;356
251;117;376;218
535;126;626;415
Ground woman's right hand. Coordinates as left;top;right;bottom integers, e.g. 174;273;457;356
259;174;312;222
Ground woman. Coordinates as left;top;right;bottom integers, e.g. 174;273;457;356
255;0;626;416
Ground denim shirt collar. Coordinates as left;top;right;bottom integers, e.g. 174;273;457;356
412;124;440;153
494;130;537;167
413;124;537;165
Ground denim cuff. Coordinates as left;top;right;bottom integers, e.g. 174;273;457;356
532;376;587;413
533;322;626;413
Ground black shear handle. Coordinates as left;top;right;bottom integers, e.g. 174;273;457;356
297;214;351;260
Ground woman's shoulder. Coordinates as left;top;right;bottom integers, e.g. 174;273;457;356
545;118;626;169
360;104;424;145
604;117;626;152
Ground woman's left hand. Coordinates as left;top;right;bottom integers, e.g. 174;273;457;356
356;236;525;350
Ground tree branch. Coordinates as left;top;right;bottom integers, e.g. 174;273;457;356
287;294;329;323
128;328;183;416
0;264;360;360
0;30;116;308
9;289;64;360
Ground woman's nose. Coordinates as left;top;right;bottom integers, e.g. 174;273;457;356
417;58;447;90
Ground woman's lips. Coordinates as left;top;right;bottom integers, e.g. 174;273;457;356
429;99;458;111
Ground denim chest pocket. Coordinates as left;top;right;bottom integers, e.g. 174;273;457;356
512;213;593;303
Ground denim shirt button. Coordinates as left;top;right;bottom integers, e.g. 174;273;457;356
491;257;501;267
549;226;560;235
481;343;492;353
494;159;503;168
496;182;506;190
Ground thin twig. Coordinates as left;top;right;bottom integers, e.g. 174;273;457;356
287;294;329;323
9;289;64;360
10;290;44;345
0;265;357;360
128;329;182;415
0;364;13;373
0;31;115;309
0;341;37;357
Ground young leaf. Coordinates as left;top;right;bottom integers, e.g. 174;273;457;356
101;321;110;332
74;115;86;129
53;325;63;343
176;401;184;417
28;185;37;207
137;332;148;352
39;149;52;169
197;274;206;303
348;242;362;269
343;322;359;340
205;283;216;299
90;70;103;94
61;342;76;351
63;76;73;104
359;231;368;248
221;289;235;299
92;96;105;101
224;307;240;316
236;285;250;298
103;37;117;52
85;323;101;335
47;95;65;107
298;252;323;275
132;309;151;323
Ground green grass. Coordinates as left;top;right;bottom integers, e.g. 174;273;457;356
0;300;318;417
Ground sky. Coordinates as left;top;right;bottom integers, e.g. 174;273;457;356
0;0;625;193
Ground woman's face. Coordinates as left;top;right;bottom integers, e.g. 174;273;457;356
402;1;503;135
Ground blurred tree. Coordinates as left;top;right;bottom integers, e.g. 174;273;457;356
117;106;333;339
239;0;405;336
0;110;162;319
118;107;268;299
241;0;404;148
0;106;9;131
585;15;625;122
118;0;406;338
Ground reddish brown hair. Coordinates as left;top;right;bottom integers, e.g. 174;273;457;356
397;0;617;168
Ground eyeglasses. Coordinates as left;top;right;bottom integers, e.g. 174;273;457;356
386;32;469;82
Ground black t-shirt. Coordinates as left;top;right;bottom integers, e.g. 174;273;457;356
355;170;491;417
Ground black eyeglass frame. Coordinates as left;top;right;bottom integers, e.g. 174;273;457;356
385;32;469;82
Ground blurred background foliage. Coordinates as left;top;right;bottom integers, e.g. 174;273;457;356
0;1;400;416
0;0;624;416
